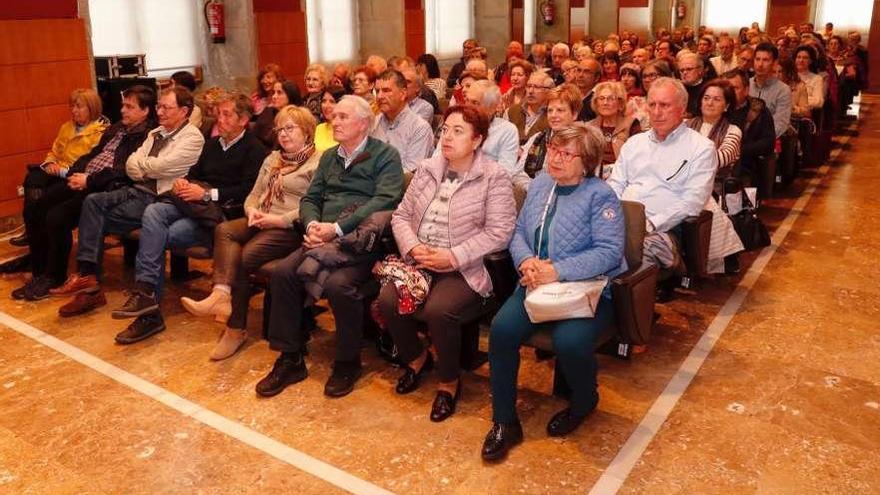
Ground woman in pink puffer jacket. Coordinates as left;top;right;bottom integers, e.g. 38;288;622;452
376;105;517;423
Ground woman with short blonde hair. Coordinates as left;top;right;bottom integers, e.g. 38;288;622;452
182;103;321;360
303;64;328;120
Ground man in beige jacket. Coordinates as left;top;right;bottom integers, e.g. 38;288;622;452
51;86;205;317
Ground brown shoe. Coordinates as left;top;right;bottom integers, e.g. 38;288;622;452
58;290;107;317
209;328;248;361
49;274;99;296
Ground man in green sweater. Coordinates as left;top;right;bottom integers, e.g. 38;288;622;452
256;95;404;398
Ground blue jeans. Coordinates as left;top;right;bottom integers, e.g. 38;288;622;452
77;187;154;278
488;285;614;423
135;201;211;295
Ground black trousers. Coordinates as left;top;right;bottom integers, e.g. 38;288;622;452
23;168;86;283
267;247;375;363
377;271;485;382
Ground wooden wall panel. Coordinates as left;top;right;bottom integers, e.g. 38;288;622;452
0;17;91;216
254;6;309;94
767;0;809;34
404;3;426;61
0;0;77;20
0;111;30;157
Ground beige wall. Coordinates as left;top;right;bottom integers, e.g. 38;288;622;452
590;0;619;38
475;0;512;67
358;0;406;63
536;0;570;43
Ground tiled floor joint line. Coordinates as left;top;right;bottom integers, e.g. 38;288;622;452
0;312;394;495
588;119;860;495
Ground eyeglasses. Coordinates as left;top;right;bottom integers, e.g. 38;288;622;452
525;84;553;91
273;124;300;135
595;95;620;103
547;144;579;163
643;72;660;80
679;66;700;73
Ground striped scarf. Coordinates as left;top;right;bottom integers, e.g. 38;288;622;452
260;143;315;213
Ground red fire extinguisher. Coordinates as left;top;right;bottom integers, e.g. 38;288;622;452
205;0;226;44
676;0;687;20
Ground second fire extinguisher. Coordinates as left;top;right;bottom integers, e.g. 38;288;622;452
205;0;226;44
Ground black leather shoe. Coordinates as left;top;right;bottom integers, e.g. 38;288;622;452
24;276;56;301
430;380;461;422
0;254;31;274
11;279;35;300
115;313;166;345
255;353;308;397
324;361;362;397
546;407;588;437
481;421;523;461
395;352;434;394
9;233;28;247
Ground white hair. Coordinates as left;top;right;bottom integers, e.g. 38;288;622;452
339;95;374;123
470;79;501;108
649;77;688;108
552;42;571;56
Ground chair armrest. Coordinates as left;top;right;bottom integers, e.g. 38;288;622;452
681;210;712;279
611;262;659;346
484;249;517;303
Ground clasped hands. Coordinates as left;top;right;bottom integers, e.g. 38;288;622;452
408;244;455;272
171;178;207;202
518;257;558;290
303;221;338;249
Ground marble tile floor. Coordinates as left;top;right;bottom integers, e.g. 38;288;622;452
0;98;877;494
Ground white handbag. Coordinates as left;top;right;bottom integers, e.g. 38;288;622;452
524;277;608;323
522;183;608;323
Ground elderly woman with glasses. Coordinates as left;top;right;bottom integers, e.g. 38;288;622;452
586;81;641;180
481;123;626;462
511;83;582;190
181;105;320;360
626;59;673;130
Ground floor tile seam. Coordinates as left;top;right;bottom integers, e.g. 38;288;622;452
0;311;395;495
586;119;860;495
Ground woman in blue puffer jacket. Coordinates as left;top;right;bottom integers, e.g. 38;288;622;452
481;123;626;462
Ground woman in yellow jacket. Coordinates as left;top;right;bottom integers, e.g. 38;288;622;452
13;88;108;247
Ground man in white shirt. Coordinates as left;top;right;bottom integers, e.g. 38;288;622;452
607;77;717;271
710;36;738;76
371;69;434;172
434;80;518;174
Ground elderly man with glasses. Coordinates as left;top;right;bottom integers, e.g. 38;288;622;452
504;71;554;144
51;87;205;319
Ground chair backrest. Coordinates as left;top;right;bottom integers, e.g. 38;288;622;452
620;200;645;270
513;184;527;213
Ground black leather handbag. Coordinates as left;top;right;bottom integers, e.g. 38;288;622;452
722;179;771;252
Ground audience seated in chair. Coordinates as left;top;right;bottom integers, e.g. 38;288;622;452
606;77;717;273
51;86;205;318
377;105;516;423
586;80;641;179
482;124;626;461
181;105;319;360
12;86;154;301
112;92;266;345
255;95;404;399
503;71;552;145
370;69;434;173
15;89;109;250
512;83;582;190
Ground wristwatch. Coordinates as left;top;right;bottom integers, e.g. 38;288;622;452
202;190;211;202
